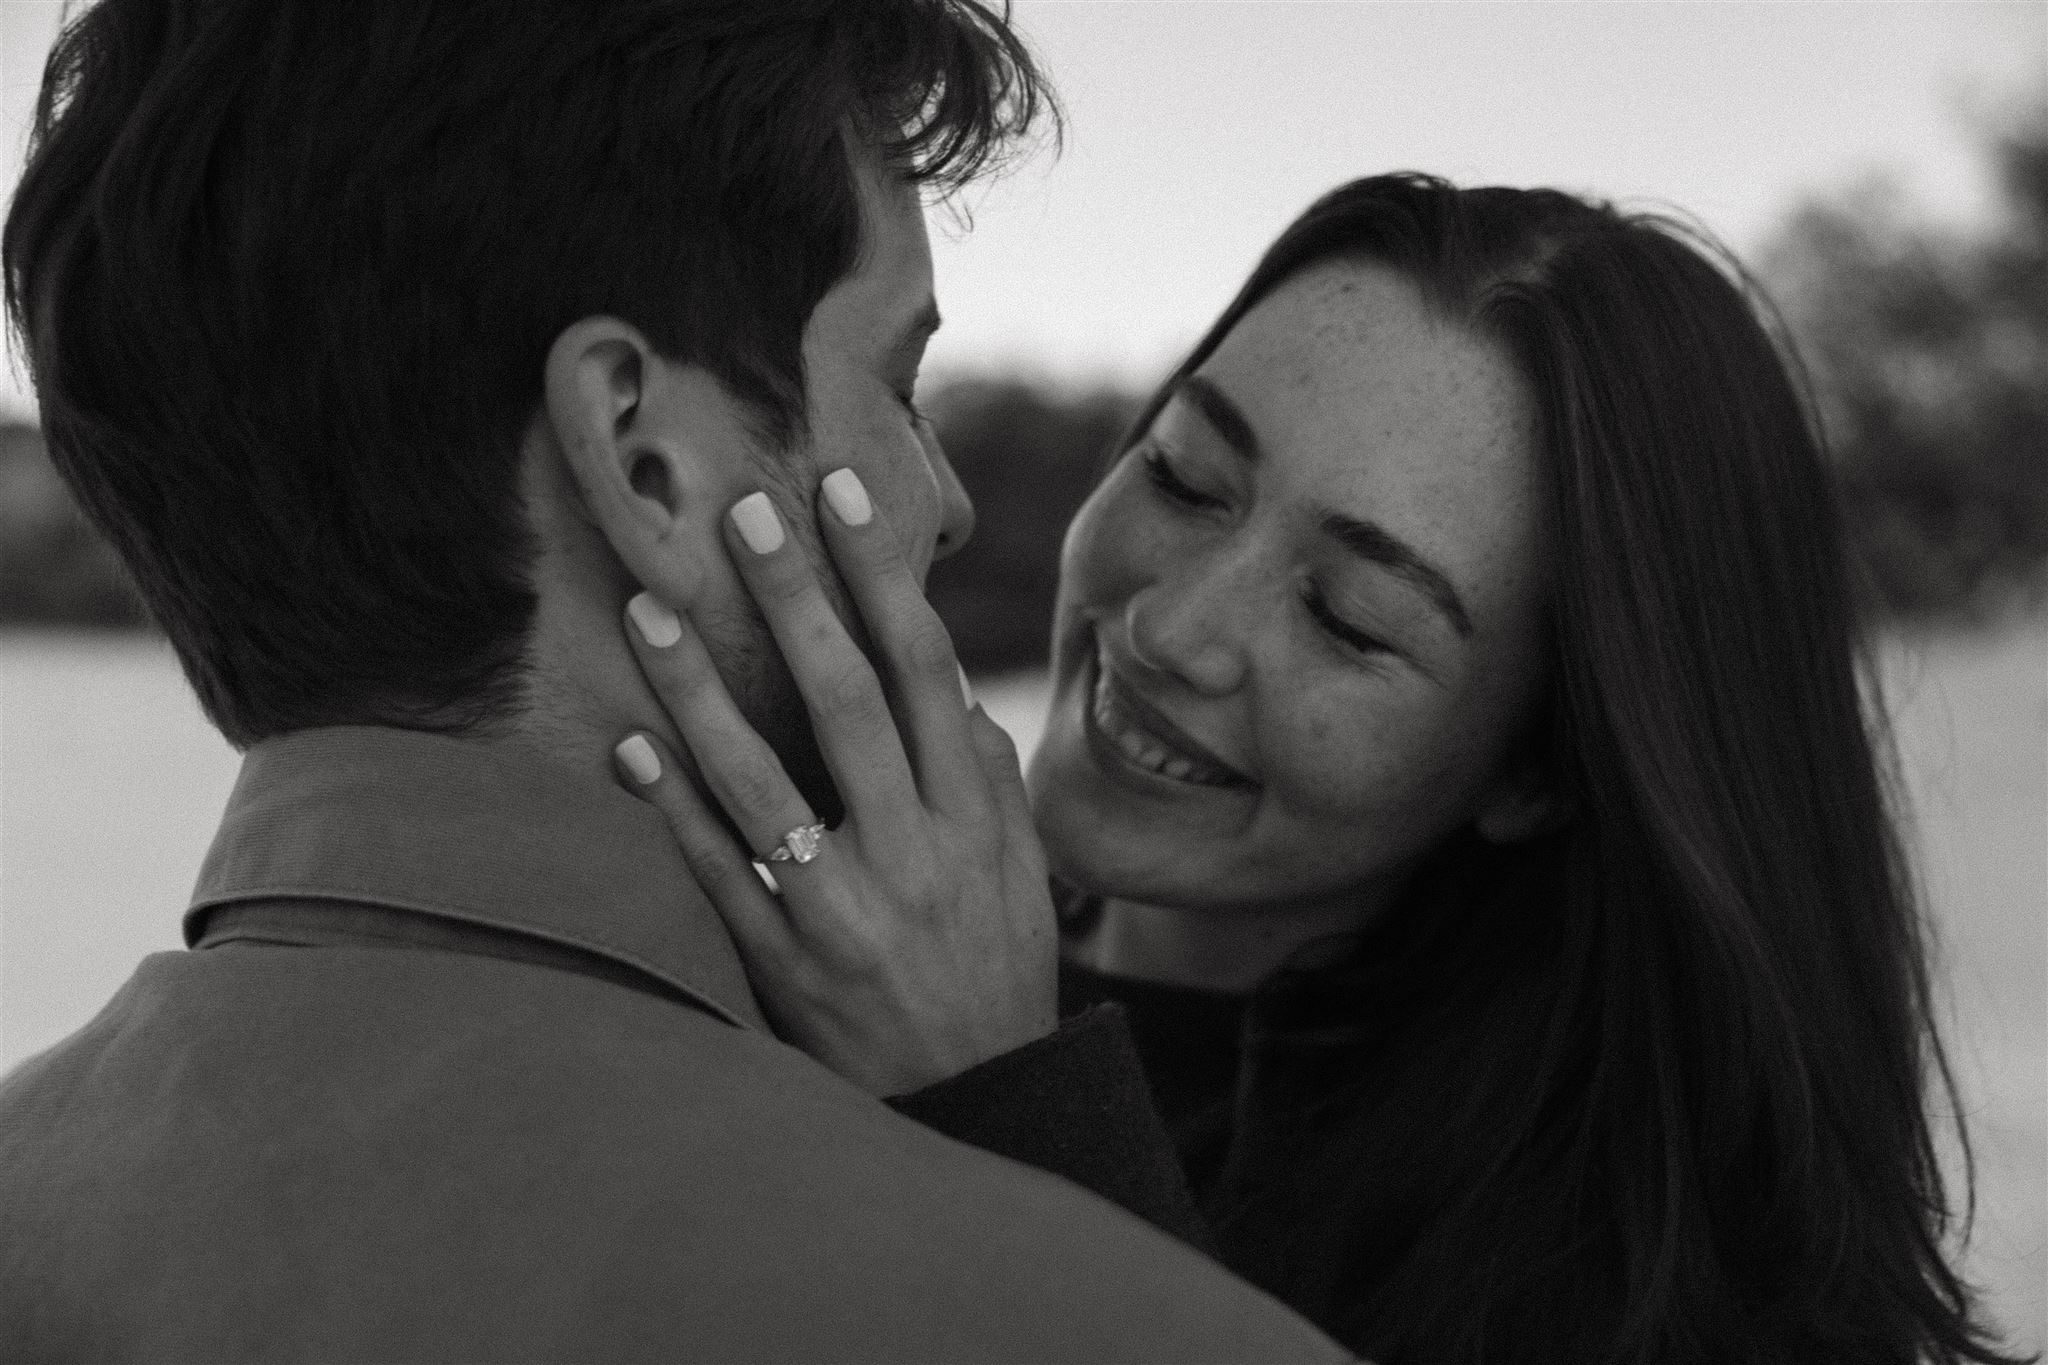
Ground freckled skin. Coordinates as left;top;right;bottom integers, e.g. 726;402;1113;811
1027;263;1554;927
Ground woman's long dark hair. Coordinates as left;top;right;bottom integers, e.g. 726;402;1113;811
1124;176;2023;1364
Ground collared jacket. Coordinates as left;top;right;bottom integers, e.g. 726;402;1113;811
0;726;1350;1364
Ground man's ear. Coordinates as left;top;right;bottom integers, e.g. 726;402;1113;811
542;315;715;606
1473;743;1575;845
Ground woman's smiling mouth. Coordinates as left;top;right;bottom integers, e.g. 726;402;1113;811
1086;639;1253;790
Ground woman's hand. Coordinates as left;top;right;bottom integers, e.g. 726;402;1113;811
611;469;1058;1097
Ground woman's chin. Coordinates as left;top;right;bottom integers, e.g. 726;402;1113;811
1027;650;1284;906
1030;725;1197;903
1031;722;1140;886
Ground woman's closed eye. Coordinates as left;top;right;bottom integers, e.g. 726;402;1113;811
1302;584;1393;657
897;389;933;430
1143;445;1396;661
1142;446;1226;511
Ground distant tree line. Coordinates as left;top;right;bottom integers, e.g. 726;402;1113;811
920;380;1138;672
4;109;2042;666
1759;108;2047;628
0;421;147;627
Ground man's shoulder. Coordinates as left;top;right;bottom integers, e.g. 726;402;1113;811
1;946;1351;1364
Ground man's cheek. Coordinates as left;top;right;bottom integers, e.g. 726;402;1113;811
865;447;941;568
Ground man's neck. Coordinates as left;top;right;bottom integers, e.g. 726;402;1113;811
505;683;641;792
513;540;690;793
509;434;702;793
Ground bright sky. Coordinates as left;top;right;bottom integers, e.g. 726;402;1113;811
2;1;2042;416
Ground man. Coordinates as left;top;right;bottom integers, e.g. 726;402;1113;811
0;2;1351;1360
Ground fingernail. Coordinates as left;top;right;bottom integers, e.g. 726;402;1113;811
730;492;784;554
626;592;682;649
822;468;873;526
615;734;662;785
957;661;974;707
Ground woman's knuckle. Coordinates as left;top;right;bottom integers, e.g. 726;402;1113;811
704;848;757;889
901;866;946;912
985;720;1019;758
792;610;841;655
672;824;721;871
756;561;812;605
860;527;912;577
902;621;957;680
782;962;831;1006
817;662;877;717
726;763;786;818
677;671;731;716
837;938;892;988
971;712;1019;760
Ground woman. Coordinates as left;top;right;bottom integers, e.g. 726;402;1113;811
609;175;2021;1363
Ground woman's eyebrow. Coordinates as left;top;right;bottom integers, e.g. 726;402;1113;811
1320;512;1474;639
1176;370;1474;640
1176;374;1261;462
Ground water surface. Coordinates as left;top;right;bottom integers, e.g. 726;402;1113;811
2;626;2039;1348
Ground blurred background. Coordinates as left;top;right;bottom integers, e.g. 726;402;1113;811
2;0;2042;1351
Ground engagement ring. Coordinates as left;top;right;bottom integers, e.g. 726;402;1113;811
763;822;827;865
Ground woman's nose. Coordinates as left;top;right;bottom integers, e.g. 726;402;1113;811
927;442;975;562
1124;577;1247;696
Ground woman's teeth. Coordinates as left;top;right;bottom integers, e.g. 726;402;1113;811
1090;665;1238;787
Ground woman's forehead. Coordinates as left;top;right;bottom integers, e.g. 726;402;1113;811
1199;262;1534;491
1187;260;1549;633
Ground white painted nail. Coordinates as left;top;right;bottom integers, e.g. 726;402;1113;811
822;468;873;526
957;661;975;707
730;492;784;554
626;592;682;648
616;735;662;785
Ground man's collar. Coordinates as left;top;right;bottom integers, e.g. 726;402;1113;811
186;725;768;1032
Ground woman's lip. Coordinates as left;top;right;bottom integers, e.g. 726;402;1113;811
1089;642;1255;787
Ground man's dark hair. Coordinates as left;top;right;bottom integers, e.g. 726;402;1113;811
3;0;1051;746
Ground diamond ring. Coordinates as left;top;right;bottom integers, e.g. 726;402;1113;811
762;822;827;865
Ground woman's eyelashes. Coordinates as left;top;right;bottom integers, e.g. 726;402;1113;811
1301;585;1393;657
1141;446;1226;511
1141;445;1397;662
1141;445;1397;664
897;389;932;429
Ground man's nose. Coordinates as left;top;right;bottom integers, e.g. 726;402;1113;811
1124;568;1247;697
928;441;975;562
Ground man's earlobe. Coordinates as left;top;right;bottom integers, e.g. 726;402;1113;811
543;316;710;600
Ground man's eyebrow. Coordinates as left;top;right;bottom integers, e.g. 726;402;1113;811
1320;513;1475;639
1176;374;1260;462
